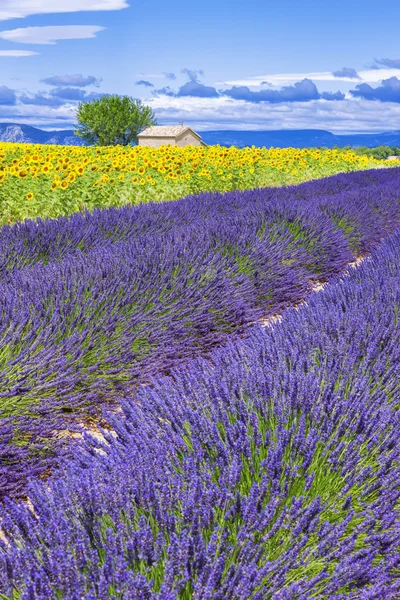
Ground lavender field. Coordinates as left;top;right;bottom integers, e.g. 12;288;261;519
0;168;400;598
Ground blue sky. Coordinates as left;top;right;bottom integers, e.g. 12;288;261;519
0;0;399;132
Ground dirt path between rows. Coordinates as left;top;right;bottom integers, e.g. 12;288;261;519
260;255;366;329
71;254;368;447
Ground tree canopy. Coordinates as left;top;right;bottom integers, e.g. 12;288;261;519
75;95;157;146
337;144;400;160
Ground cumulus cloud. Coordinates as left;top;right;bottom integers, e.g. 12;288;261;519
177;81;219;98
19;87;104;106
1;87;400;133
332;67;360;79
0;50;38;57
152;86;175;97
0;25;105;45
222;79;321;103
364;63;382;71
0;0;128;20
20;93;65;107
152;69;219;98
152;78;344;103
350;77;400;103
82;92;105;102
50;87;104;101
320;91;346;101
146;94;400;133
181;68;204;82
0;85;16;105
374;58;400;70
41;74;101;87
135;80;154;88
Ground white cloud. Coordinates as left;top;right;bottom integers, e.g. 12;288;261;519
357;68;400;83
0;25;105;45
2;88;400;134
0;0;128;20
0;101;78;128
147;94;400;133
218;68;400;88
0;50;38;57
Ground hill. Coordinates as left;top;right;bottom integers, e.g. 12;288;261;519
200;129;400;148
0;123;86;146
1;123;400;149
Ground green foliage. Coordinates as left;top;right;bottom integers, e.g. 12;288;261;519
75;95;157;146
336;144;400;160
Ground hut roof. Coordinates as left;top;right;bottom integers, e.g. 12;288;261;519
138;125;202;140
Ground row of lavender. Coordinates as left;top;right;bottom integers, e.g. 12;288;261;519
1;230;399;598
1;167;399;273
1;168;400;499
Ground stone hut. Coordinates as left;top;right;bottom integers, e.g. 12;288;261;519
138;123;207;148
386;155;400;161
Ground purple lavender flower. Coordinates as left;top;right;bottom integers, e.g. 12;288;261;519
0;225;399;597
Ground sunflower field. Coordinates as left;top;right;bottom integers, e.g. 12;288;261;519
0;141;390;226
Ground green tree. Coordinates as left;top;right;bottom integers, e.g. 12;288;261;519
75;95;157;146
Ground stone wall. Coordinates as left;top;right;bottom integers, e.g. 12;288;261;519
138;136;177;147
176;131;204;147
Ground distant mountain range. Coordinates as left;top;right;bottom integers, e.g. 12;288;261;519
0;123;86;146
1;123;400;149
200;129;400;149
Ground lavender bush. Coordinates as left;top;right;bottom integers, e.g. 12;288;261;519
1;169;400;498
0;231;399;598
